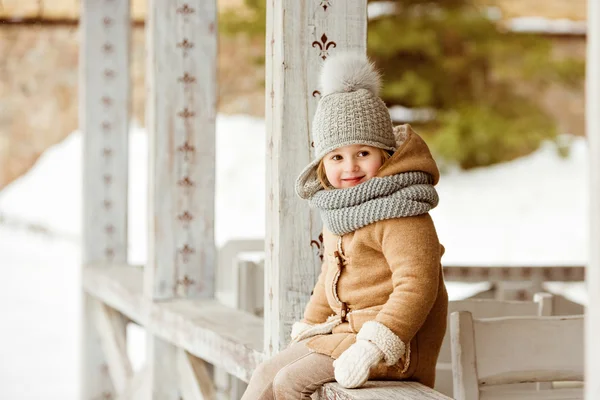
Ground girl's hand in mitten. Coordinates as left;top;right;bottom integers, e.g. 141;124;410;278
332;339;384;388
290;321;313;342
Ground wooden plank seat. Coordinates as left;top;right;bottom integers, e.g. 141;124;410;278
317;381;453;400
82;264;264;383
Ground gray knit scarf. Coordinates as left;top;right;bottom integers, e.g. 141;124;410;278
309;171;439;235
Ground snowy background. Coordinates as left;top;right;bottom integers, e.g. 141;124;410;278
0;115;589;399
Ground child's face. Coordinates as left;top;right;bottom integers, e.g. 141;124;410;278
323;144;383;189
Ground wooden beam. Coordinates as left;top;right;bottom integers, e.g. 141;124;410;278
178;350;216;400
317;381;453;400
145;0;217;396
91;300;134;394
117;366;150;400
82;265;264;384
264;0;368;356
587;0;600;398
80;0;131;398
145;0;217;301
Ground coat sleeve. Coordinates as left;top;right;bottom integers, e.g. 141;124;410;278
302;258;333;325
374;214;442;345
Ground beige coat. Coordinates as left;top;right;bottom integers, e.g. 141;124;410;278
300;128;448;388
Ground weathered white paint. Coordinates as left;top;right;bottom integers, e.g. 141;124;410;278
178;350;216;400
83;265;264;383
145;0;217;300
145;0;217;397
436;295;553;396
80;0;130;398
451;313;584;400
147;337;180;399
264;0;368;356
91;300;133;394
587;1;600;399
117;366;150;400
317;381;453;400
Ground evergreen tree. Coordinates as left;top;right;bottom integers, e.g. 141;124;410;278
220;0;584;169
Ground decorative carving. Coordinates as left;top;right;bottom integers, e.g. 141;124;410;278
101;96;113;107
103;17;113;27
101;121;111;132
104;69;115;79
178;73;197;84
177;141;195;160
178;108;196;118
177;4;195;14
310;233;324;261
102;43;113;54
501;267;511;278
102;148;112;158
175;275;196;291
103;174;112;185
177;211;194;223
103;199;112;210
178;245;195;263
105;225;115;235
177;39;195;50
177;177;195;187
312;34;336;60
320;0;332;11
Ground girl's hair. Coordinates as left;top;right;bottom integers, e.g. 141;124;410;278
317;148;393;189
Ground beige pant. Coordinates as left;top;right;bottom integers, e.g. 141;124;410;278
241;340;335;400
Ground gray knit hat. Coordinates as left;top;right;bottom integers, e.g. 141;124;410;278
295;52;396;199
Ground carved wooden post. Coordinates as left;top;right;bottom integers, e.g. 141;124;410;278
145;0;217;397
587;0;600;398
80;0;131;398
264;0;368;355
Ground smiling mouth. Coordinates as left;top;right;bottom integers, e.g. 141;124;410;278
342;176;365;183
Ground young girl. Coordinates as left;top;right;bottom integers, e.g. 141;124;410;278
242;52;448;399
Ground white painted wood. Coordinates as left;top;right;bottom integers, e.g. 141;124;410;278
80;0;130;398
587;1;600;399
91;300;134;394
145;0;217;397
178;350;216;400
479;388;583;400
451;311;480;400
265;0;368;356
145;0;217;300
82;265;265;383
451;312;584;400
117;366;150;400
147;337;180;399
81;0;130;265
436;295;553;396
317;381;453;400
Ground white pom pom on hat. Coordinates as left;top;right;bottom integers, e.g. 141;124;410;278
319;52;381;97
295;51;396;200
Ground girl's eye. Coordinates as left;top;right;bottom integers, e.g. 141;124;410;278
358;151;370;157
331;155;342;161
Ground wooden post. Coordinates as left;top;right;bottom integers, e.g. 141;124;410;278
145;0;217;397
264;0;368;355
80;0;131;398
587;0;600;398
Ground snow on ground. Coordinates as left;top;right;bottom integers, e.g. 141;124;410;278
0;115;589;399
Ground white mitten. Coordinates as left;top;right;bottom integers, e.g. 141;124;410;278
332;340;384;388
290;321;313;342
